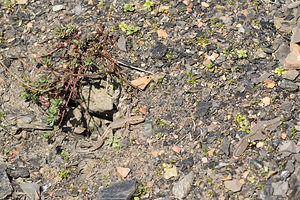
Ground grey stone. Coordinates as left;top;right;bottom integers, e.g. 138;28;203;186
199;127;208;137
7;166;30;178
279;140;300;154
224;179;242;192
260;184;273;199
144;120;153;136
291;27;300;43
285;43;300;69
289;164;300;199
279;79;299;91
272;181;288;197
96;180;136;200
202;88;211;101
282;100;292;111
196;102;211;117
294;153;300;162
117;35;126;51
81;85;113;114
221;138;230;156
283;70;299;80
280;170;290;180
285;160;295;173
288;1;300;9
73;4;85;15
252;72;271;84
52;5;65;12
151;42;167;59
0;165;13;199
172;171;194;199
253;48;267;59
219;16;232;26
274;16;293;33
274;43;290;66
20;182;40;200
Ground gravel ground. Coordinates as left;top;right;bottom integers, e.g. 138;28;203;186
0;0;300;199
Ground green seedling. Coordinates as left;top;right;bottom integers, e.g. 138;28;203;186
228;0;234;6
100;157;109;165
59;168;70;179
4;0;17;13
143;0;155;11
253;19;261;26
124;3;135;12
61;150;70;160
187;71;197;84
155;133;166;140
274;67;285;76
106;136;121;148
4;149;9;155
258;184;264;190
138;184;146;195
291;127;297;139
81;186;87;193
54;25;77;39
119;23;139;34
43;131;54;144
236;112;250;133
168;51;173;62
236;49;247;58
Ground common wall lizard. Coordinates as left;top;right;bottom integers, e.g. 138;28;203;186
76;116;145;153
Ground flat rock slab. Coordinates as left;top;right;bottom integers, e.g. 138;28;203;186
272;181;288;197
0;166;13;200
20;182;41;200
172;171;194;199
96;180;136;200
224;179;242;192
151;42;167;59
285;43;300;69
282;70;299;80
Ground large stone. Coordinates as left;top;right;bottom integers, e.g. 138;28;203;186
285;43;300;69
274;16;293;33
52;5;65;12
20;182;41;200
96;180;136;200
0;165;13;200
172;171;194;199
224;179;242;192
282;70;299;80
289;163;300;199
81;85;113;115
272;181;288;197
291;27;300;43
279;79;299;91
279;141;300;154
274;43;290;66
117;35;127;51
151;42;167;59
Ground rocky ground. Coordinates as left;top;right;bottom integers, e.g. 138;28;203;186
0;0;300;199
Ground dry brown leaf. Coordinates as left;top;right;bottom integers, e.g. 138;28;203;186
157;29;168;38
262;96;271;106
131;76;151;90
152;151;159;157
264;79;276;88
207;148;215;157
139;106;147;115
172;145;181;154
116;167;131;178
